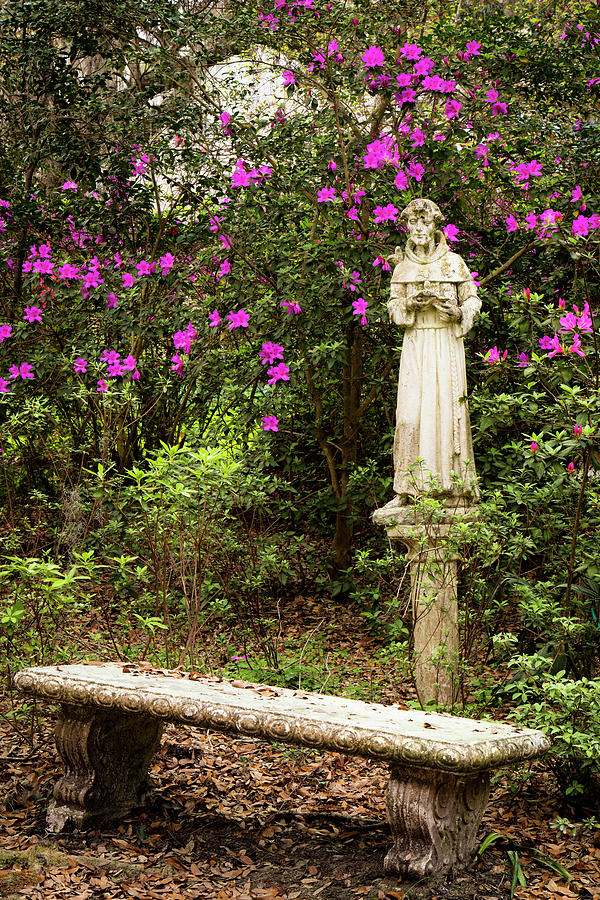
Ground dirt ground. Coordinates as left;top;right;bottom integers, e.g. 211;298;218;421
0;599;599;900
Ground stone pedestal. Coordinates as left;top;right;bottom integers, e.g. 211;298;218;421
384;763;490;877
47;704;163;832
373;504;477;706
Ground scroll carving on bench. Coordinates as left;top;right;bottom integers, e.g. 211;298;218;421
15;663;549;878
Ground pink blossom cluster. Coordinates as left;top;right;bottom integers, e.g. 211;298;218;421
231;159;273;188
539;302;593;358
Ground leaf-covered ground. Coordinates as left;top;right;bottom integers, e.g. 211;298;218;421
0;599;599;900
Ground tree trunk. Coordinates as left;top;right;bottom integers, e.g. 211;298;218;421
330;322;363;574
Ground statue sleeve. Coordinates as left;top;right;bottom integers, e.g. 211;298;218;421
457;279;481;336
387;281;415;327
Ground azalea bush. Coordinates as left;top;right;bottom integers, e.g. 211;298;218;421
0;0;600;787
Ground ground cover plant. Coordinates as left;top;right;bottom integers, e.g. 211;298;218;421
1;0;600;896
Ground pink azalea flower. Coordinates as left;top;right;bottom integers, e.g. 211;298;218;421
23;306;42;323
485;346;507;364
171;354;184;376
73;358;88;374
106;293;118;308
571;185;583;203
97;379;108;392
57;263;81;280
567;461;575;473
574;424;583;437
394;170;409;191
33;258;54;274
282;69;295;85
444;224;459;242
261;415;279;432
506;215;518;232
397;87;416;105
373;203;398;223
122;355;137;371
414;57;434;76
0;324;12;343
61;181;78;191
524;212;537;230
218;259;231;277
352;297;368;324
445;99;462;119
160;252;175;274
259;342;285;365
572;215;589;236
517;353;529;367
19;363;34;379
107;361;124;377
282;300;301;315
398;42;422;61
122;272;135;288
559;311;578;332
546;335;564;358
173;323;197;353
208;310;221;327
410;127;425;147
486;89;499;103
465;41;481;55
568;333;586;357
226;309;249;329
0;378;9;393
317;186;336;203
136;260;154;276
363;136;399;169
577;304;593;333
220;111;231;127
396;73;412;87
8;365;19;379
232;160;251;187
362;45;385;68
267;362;290;385
531;441;538;453
209;216;221;232
406;160;425;181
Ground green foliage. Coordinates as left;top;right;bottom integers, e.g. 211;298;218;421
507;656;600;804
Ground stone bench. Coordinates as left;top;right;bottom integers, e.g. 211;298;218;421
14;663;549;878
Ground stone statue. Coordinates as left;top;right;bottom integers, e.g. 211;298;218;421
384;198;481;508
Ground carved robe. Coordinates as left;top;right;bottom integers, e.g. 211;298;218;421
388;234;481;500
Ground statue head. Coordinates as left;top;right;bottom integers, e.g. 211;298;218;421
401;198;444;251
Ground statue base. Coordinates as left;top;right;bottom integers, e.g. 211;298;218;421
373;500;478;707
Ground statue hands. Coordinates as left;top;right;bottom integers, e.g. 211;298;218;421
435;299;463;322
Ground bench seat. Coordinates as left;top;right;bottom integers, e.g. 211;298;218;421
15;663;549;878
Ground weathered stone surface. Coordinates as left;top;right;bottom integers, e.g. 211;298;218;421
16;664;548;771
374;507;478;705
385;198;481;504
47;703;162;832
374;199;483;706
385;764;490;878
15;664;550;877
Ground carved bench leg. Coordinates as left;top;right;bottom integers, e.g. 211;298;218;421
384;764;490;878
47;704;163;833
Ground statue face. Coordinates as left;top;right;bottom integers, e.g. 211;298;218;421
407;214;435;248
